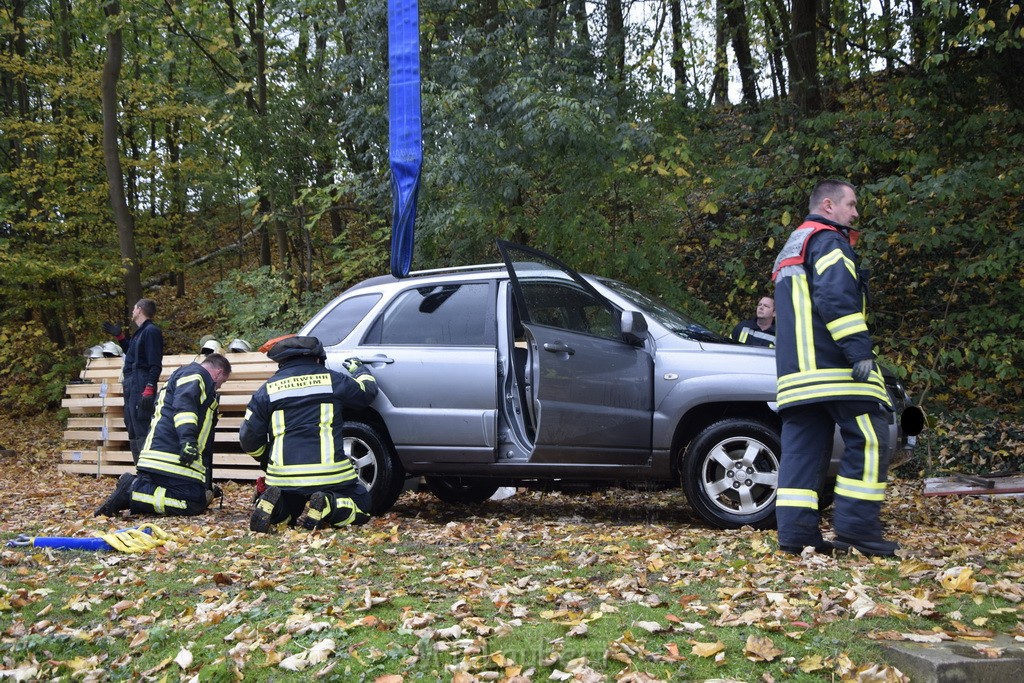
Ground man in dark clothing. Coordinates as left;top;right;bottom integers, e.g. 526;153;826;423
240;335;378;532
731;296;776;347
772;180;896;557
94;354;232;517
105;299;164;463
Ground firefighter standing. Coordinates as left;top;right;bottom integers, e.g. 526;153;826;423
772;180;897;557
94;354;232;517
241;335;379;532
104;299;164;463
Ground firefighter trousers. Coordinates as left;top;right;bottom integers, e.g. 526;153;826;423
776;400;891;548
129;471;209;516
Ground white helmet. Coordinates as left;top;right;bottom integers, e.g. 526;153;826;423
101;341;123;357
85;345;105;359
227;338;252;353
200;337;222;355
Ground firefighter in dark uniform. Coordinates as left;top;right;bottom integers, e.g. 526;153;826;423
104;298;164;463
94;354;232;517
772;179;897;557
241;335;378;532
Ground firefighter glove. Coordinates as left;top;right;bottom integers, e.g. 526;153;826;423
138;385;156;413
103;321;124;339
180;441;200;467
343;357;363;374
852;359;875;382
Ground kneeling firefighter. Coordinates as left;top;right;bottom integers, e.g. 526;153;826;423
240;335;379;532
95;353;232;517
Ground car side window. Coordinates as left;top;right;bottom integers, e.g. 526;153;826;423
363;283;496;346
521;281;619;340
306;293;381;346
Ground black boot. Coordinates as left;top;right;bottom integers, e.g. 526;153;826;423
249;486;282;533
94;473;136;517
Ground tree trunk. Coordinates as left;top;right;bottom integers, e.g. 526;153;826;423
789;0;822;115
101;0;143;309
761;0;788;98
669;0;688;105
606;0;625;84
724;0;758;104
711;1;729;105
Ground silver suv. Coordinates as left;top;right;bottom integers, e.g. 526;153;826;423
300;241;922;528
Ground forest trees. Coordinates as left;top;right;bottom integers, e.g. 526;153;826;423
1;0;1023;414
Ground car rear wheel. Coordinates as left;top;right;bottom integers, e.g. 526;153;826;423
424;476;499;505
681;418;781;529
344;421;405;515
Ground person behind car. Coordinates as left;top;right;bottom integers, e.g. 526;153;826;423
730;296;776;347
771;179;896;557
241;335;378;532
94;353;232;517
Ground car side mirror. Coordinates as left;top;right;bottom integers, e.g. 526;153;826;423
620;310;648;346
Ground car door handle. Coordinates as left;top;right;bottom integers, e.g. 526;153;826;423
543;342;575;355
358;355;395;365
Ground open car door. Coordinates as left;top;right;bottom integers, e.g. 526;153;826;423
497;240;654;465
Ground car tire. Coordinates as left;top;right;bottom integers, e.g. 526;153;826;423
344;421;405;515
681;418;781;530
424;476;500;505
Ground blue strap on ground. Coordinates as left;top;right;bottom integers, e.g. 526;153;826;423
388;0;422;278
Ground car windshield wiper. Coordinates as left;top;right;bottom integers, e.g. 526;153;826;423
672;325;730;343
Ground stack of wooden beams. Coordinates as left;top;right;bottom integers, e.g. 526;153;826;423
61;352;275;480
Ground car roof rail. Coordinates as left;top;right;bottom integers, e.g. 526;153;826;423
406;262;505;277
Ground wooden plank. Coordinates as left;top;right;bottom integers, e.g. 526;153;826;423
58;463;264;481
923;475;1024;497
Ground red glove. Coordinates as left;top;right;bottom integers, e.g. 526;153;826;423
255;476;267;495
142;385;155;398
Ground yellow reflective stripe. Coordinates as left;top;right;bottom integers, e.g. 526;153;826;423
131;487;188;513
738;329;750;343
815;248;856;279
835;475;886;501
248;444;266;458
792;275;815;371
776;487;818;510
857;413;880;483
778;383;891;406
320;403;334;465
271;410;286;468
176;373;208;403
826;312;869;341
354;374;376;390
174;412;198;428
244;408;253;420
196;401;217;450
778;369;855;388
333;497;360;526
264;469;357;489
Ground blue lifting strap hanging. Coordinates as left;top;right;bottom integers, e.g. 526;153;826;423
388;0;422;278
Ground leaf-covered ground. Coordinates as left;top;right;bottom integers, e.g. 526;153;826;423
2;414;1024;682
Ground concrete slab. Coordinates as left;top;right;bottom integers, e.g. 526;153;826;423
880;635;1024;683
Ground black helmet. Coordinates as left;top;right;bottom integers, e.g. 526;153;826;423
266;335;326;363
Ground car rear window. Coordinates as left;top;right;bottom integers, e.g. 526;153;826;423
362;283;496;346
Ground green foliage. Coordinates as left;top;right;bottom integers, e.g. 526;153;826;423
0;322;79;416
201;267;335;344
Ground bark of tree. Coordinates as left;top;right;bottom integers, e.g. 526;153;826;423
669;0;688;105
761;0;789;98
606;0;625;84
789;0;822;115
101;0;144;312
723;0;758;104
711;1;729;106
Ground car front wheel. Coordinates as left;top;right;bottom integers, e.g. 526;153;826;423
344;421;405;515
681;418;781;529
424;476;499;505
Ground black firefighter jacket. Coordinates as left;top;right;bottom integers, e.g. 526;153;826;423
238;358;378;490
137;362;220;486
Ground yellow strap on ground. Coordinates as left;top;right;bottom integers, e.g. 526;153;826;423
96;523;175;553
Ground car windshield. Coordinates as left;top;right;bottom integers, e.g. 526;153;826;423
597;278;731;343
